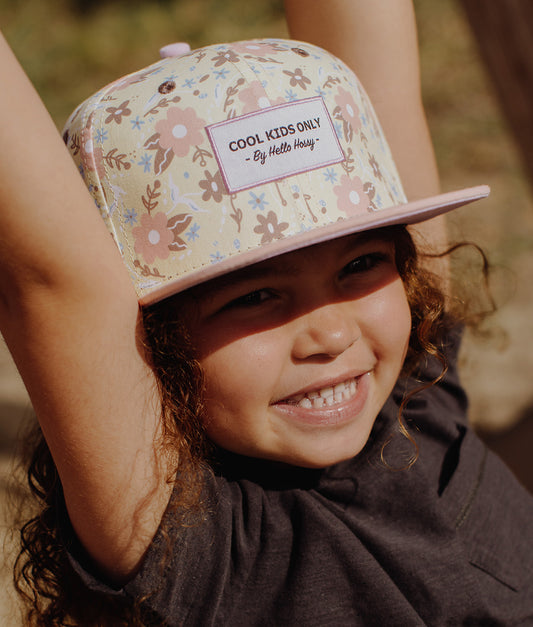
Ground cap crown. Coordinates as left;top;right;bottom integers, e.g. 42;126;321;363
64;39;407;303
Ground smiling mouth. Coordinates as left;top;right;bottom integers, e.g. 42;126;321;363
274;373;371;427
283;378;359;409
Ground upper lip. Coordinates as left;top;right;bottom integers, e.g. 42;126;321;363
273;369;371;404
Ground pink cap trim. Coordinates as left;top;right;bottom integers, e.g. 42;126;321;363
139;185;490;305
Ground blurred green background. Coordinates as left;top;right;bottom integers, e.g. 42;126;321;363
1;1;533;621
1;0;286;123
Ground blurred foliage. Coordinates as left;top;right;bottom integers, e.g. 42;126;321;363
1;0;286;125
413;0;533;263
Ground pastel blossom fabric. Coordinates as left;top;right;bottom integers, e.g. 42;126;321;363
63;39;406;303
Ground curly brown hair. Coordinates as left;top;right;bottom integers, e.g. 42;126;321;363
13;225;476;626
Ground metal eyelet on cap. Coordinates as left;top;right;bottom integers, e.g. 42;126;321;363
158;80;176;94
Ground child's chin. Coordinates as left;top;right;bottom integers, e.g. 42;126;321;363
276;444;368;469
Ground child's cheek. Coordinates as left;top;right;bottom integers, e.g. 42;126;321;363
360;279;411;365
199;330;283;408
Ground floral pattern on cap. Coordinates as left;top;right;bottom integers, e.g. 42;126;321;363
154;107;206;158
334;175;369;216
63;39;406;303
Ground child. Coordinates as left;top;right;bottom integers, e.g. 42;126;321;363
1;3;532;626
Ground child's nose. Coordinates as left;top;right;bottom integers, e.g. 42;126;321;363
291;303;361;360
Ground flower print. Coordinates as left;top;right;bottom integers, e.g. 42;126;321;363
211;49;240;67
145;107;207;175
142;180;161;213
214;67;230;80
210;251;225;263
323;167;338;184
254;211;289;244
80;128;105;178
285;89;298;102
155;107;206;158
231;42;285;57
167;213;193;252
334;87;361;142
368;153;382;181
133;212;174;264
334;175;369;216
291;46;310;58
283;68;311;91
198;170;226;203
105;100;132;124
186;222;201;242
130;116;145;131
108;69;157;95
248;191;269;211
124;208;138;226
238;81;285;114
138;153;153;173
95;128;108;144
363;181;380;211
363;181;376;202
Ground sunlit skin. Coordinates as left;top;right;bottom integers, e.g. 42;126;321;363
182;231;412;468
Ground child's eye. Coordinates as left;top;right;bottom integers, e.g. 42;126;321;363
224;289;274;310
340;252;388;277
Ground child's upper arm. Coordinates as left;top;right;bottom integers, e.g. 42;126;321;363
284;0;449;274
0;33;171;582
284;0;440;201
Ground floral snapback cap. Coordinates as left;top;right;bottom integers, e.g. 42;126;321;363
63;39;488;304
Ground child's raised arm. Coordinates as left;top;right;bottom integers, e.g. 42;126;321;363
284;0;448;261
0;33;170;582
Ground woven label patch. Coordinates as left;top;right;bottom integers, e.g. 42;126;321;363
206;97;344;193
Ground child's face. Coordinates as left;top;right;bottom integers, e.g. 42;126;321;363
183;231;411;468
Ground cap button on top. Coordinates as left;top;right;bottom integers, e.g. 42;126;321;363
159;42;191;58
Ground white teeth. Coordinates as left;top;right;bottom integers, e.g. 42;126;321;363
333;382;346;395
294;378;358;408
319;387;334;398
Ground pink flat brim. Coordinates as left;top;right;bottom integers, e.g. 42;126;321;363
140;184;489;305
